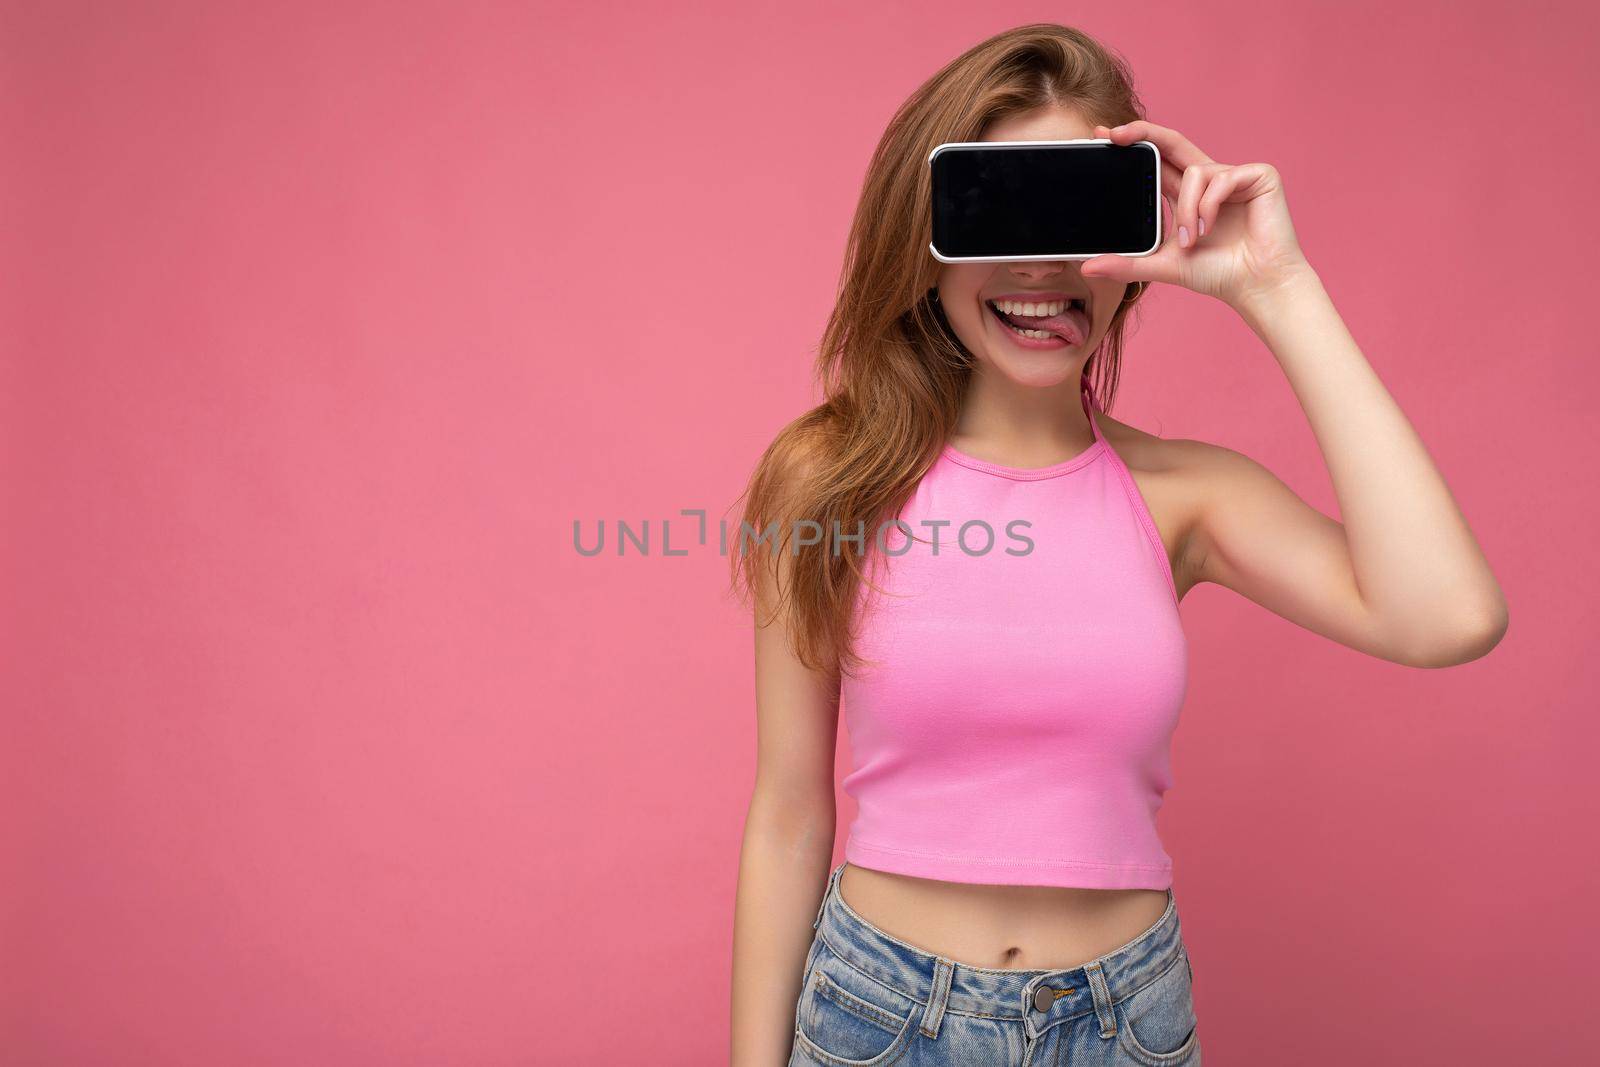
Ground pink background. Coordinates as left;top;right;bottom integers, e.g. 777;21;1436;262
5;1;1597;1064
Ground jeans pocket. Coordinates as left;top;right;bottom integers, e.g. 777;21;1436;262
1113;949;1199;1066
792;937;918;1066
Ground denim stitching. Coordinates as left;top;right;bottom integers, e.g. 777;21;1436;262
817;928;928;1007
1088;891;1179;977
917;957;954;1039
817;924;1052;1022
1083;960;1117;1037
1110;946;1187;1008
1116;1013;1198;1067
818;926;1035;1022
1111;951;1199;1066
792;1017;916;1067
821;870;1187;1029
815;972;906;1035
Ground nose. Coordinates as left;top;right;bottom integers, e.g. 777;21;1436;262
1008;261;1071;281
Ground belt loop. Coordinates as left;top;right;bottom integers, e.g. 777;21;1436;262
812;861;844;930
918;957;955;1039
1083;959;1117;1038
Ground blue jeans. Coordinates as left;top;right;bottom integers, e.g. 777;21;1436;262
789;862;1201;1066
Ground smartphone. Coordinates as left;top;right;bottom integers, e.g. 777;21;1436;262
928;138;1162;262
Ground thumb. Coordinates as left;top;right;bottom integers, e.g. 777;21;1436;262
1081;249;1175;286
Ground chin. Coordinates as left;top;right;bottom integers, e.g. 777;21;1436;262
980;349;1085;389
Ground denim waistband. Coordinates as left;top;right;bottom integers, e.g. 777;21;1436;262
810;861;1187;1042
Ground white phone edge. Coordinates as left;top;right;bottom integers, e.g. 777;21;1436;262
926;138;1163;263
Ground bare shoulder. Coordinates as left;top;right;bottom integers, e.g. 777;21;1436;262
1096;410;1261;483
1094;411;1266;597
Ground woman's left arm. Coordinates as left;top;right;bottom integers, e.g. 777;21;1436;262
1083;120;1509;668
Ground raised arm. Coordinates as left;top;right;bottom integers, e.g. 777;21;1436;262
1189;271;1508;667
1085;119;1508;668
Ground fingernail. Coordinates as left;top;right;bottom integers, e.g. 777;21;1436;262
1178;225;1189;247
1197;217;1206;237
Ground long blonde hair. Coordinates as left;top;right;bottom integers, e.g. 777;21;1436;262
729;23;1150;676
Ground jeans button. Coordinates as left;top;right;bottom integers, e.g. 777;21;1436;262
1033;985;1054;1012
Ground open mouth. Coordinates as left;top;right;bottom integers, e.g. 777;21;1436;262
985;297;1088;344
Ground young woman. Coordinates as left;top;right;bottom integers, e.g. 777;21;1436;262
728;23;1506;1067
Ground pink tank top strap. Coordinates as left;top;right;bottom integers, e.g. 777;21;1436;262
1080;371;1106;443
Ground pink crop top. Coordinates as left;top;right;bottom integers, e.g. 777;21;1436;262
839;374;1187;890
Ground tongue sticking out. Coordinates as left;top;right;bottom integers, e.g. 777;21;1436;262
1003;305;1091;345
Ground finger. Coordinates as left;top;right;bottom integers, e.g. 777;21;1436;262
1080;243;1182;286
1195;162;1276;238
1160;159;1183;201
1105;119;1214;172
1174;162;1220;248
1195;167;1242;239
1208;162;1275;203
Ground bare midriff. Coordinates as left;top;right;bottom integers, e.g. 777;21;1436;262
838;862;1171;972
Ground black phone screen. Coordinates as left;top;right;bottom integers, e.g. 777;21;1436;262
930;142;1160;258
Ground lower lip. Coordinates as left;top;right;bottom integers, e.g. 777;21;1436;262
987;302;1077;349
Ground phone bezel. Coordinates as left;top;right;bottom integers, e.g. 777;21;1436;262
926;138;1163;263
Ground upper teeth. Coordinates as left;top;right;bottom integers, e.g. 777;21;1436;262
992;298;1080;316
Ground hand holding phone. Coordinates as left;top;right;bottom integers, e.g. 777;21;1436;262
1072;119;1312;312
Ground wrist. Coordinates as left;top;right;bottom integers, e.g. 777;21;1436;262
1231;263;1325;332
